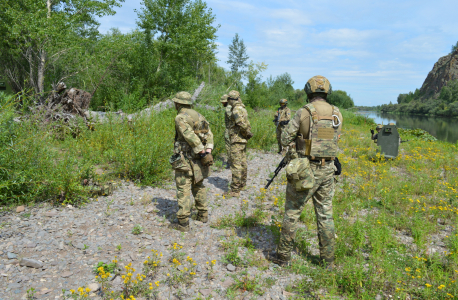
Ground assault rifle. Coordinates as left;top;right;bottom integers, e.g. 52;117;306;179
265;156;288;189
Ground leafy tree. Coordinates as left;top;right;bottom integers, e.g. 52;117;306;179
244;61;268;108
0;0;123;100
227;33;249;73
327;90;354;109
451;41;458;54
137;0;219;95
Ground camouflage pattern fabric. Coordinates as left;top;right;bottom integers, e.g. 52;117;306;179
277;161;335;262
225;105;232;162
305;104;339;158
174;107;214;155
173;105;213;221
228;101;252;144
175;170;207;220
274;106;291;123
275;106;291;151
229;143;247;192
276;126;284;152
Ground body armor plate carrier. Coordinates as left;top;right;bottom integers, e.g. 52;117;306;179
296;103;340;161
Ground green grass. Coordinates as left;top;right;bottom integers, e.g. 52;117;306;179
0;97;276;206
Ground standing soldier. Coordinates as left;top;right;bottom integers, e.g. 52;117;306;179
223;90;253;198
273;76;343;269
220;94;232;167
169;92;214;232
273;99;291;154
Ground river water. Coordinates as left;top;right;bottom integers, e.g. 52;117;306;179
356;111;458;143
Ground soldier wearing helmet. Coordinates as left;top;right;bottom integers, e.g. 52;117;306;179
273;99;291;154
371;124;383;142
169;91;214;232
220;94;232;166
223;90;253;198
272;76;343;269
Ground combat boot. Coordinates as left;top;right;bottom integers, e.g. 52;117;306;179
269;252;291;267
223;190;240;198
168;219;190;232
196;211;208;223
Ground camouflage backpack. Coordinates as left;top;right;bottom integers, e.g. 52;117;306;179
304;103;340;159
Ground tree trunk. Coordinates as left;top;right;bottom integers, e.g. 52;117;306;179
36;0;53;100
37;49;46;97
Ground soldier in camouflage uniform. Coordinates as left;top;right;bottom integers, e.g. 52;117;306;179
223;90;253;198
273;76;343;269
371;124;383;142
273;99;291;154
220;94;232;166
169;92;214;232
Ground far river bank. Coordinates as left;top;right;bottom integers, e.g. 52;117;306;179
357;111;458;143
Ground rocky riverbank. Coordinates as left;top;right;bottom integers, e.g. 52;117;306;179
0;150;309;300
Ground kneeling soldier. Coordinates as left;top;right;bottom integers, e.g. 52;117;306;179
169;92;214;232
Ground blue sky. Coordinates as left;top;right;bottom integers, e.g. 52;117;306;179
98;0;458;106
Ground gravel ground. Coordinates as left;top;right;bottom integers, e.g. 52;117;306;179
0;150;309;300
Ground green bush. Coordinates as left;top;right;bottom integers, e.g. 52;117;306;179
328;90;355;109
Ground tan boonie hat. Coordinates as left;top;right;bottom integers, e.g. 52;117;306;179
376;124;383;130
228;90;240;100
304;75;332;95
172;91;192;105
220;94;229;103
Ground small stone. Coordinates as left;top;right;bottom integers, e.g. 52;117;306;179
226;264;236;272
37;288;52;295
146;206;155;213
7;252;17;260
61;271;73;278
73;243;85;250
143;235;153;240
88;283;100;292
20;258;43;269
221;278;234;288
24;243;37;248
16;206;25;213
45;211;58;217
199;289;211;296
283;291;295;297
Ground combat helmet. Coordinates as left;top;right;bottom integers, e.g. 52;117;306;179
304;75;332;95
172;91;192;105
228;90;240;100
376;124;383;130
279;99;288;105
220;94;229;103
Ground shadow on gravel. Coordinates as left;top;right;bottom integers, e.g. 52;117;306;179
232;224;322;267
153;197;178;222
206;176;230;191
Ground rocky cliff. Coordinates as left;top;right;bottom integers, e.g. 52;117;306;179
420;48;458;97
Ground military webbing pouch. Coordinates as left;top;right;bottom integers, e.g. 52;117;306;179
285;158;315;192
169;152;190;172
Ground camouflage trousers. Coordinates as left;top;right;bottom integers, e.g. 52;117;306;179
278;161;336;263
276;125;286;152
229;143;247;192
175;170;207;221
225;136;231;164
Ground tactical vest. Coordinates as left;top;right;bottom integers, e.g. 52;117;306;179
296;103;340;160
175;108;210;152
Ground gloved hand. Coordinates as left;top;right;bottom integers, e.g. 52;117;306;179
201;153;214;166
245;131;254;140
370;129;374;135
